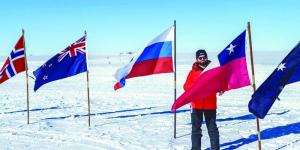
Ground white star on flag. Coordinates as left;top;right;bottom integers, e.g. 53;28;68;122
43;75;48;80
226;44;236;55
277;63;286;71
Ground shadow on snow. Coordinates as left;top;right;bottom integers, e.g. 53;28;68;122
3;106;72;114
40;106;158;120
210;119;300;150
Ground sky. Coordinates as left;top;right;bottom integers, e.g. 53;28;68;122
0;0;299;56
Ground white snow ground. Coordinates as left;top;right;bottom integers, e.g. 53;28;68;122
1;52;300;150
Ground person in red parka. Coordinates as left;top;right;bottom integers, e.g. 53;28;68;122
185;49;220;150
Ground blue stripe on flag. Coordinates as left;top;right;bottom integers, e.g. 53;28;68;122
136;41;172;63
10;50;24;59
6;64;16;77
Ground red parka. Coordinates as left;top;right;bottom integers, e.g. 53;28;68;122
183;62;217;110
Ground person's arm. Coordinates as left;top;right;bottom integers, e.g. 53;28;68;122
183;71;194;91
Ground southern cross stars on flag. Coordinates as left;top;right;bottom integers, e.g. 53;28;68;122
33;35;88;91
249;42;300;119
0;35;26;84
277;63;286;71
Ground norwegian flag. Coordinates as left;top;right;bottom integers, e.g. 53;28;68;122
0;35;26;84
58;36;86;62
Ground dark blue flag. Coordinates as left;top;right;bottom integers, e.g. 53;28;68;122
249;42;300;119
33;36;87;91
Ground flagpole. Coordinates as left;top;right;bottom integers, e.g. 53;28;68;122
22;29;30;124
85;30;91;127
173;20;177;139
247;22;262;150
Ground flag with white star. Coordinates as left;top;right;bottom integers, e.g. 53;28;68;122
249;42;300;119
33;35;87;91
172;30;250;111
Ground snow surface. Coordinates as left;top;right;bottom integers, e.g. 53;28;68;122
1;52;300;150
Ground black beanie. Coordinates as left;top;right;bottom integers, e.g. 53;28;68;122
196;49;207;59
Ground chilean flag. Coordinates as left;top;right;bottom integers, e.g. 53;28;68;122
114;26;174;90
171;30;251;111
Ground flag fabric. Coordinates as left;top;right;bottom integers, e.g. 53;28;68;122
249;42;300;119
171;30;250;111
0;35;26;84
114;26;174;90
33;36;87;91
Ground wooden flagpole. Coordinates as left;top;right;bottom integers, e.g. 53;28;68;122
173;20;177;138
247;22;262;150
85;31;91;127
22;29;30;124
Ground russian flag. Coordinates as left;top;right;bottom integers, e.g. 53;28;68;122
114;26;174;90
171;30;251;111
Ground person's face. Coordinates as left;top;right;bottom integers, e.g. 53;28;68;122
197;55;208;64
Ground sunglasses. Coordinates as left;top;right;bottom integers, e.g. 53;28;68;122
197;56;207;60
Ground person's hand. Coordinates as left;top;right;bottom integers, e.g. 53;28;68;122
218;91;224;96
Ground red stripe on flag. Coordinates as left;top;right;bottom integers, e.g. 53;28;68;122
126;57;173;79
114;82;122;91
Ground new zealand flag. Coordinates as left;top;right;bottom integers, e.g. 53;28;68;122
33;35;87;91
